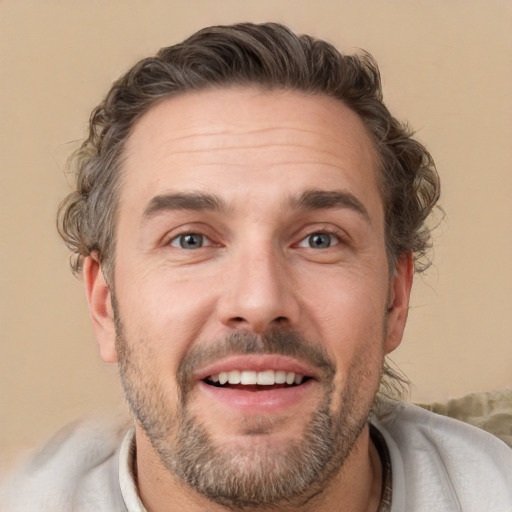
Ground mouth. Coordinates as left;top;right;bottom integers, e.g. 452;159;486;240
193;355;319;413
204;369;311;391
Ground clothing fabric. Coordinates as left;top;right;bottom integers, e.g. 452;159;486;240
373;401;512;511
1;401;511;511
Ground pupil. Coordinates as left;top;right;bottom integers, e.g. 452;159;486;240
181;234;202;249
310;233;330;248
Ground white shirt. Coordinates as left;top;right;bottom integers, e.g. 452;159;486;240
373;400;512;511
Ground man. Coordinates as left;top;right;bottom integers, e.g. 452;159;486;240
2;22;511;512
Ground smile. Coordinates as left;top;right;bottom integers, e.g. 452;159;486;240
205;369;307;387
194;354;320;411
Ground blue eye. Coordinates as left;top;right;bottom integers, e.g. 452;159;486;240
299;232;339;249
170;233;208;249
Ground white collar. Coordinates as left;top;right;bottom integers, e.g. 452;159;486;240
119;427;147;512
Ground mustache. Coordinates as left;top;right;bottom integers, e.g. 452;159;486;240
177;329;336;399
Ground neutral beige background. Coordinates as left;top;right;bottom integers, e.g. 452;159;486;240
1;0;511;465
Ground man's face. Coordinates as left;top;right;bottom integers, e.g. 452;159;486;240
87;87;411;508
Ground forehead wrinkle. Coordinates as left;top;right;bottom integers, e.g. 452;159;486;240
147;140;365;172
145;123;363;156
148;124;333;140
148;145;354;162
136;111;349;142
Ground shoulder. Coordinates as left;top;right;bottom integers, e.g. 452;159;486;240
373;400;512;512
0;414;132;512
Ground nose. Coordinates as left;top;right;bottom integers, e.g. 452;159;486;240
217;246;300;334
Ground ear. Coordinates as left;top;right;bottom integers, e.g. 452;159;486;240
83;254;118;363
384;252;414;355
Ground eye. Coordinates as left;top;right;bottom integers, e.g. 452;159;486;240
298;232;340;249
170;233;211;250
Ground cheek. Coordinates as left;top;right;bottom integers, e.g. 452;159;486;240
113;250;232;396
329;336;386;417
302;267;389;340
113;271;218;377
300;270;388;393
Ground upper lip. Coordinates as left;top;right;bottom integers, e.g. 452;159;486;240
194;354;318;382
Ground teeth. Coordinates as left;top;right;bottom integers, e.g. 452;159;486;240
228;370;241;384
257;370;274;385
240;371;257;385
208;370;305;386
275;370;287;384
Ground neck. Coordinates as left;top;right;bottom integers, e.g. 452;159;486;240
134;423;382;512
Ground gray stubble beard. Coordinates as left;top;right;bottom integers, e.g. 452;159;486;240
115;320;379;510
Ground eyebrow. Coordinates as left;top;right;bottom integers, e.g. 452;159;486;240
142;189;370;222
143;192;228;219
292;190;370;222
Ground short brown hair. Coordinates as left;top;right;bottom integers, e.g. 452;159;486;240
57;22;440;280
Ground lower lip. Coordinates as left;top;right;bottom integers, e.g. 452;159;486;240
197;380;316;414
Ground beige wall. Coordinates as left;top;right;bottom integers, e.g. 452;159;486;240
1;0;511;465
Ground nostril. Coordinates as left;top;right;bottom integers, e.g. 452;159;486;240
225;315;290;331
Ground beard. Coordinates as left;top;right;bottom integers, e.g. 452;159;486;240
114;309;383;510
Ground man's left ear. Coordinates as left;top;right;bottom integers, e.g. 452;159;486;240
384;252;414;354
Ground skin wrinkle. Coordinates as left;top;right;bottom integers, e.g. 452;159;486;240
129;143;367;168
141;123;346;140
124;96;375;165
150;91;356;143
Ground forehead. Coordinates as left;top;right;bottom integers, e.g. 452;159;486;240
120;87;381;216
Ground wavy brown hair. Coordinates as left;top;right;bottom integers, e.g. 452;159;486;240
58;22;440;283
